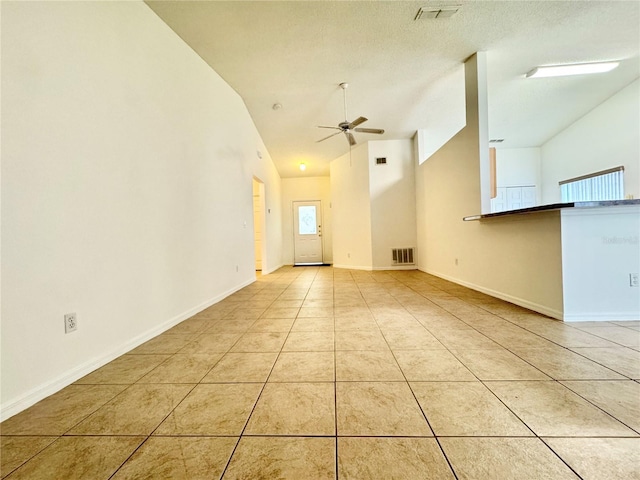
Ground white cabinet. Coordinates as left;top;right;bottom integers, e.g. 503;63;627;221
492;187;507;212
491;186;536;213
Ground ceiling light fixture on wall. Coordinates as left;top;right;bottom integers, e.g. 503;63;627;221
525;61;619;78
299;163;306;171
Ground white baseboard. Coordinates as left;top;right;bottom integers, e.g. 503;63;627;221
420;268;564;320
261;263;284;275
372;266;418;271
563;312;640;322
332;264;372;271
0;278;255;422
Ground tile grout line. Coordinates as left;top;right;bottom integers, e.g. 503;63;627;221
363;277;461;480
219;265;317;479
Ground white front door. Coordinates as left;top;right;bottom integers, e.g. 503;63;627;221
293;201;323;265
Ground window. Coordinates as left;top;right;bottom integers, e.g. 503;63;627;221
560;166;624;202
297;205;317;235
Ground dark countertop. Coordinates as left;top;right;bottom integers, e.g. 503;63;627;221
463;199;640;221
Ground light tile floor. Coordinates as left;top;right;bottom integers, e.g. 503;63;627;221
2;267;639;479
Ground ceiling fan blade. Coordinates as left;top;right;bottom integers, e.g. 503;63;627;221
316;131;342;143
354;127;385;134
345;131;357;146
317;125;341;130
348;116;368;128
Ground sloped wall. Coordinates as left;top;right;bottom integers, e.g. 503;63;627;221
541;79;640;203
416;54;563;318
1;1;281;418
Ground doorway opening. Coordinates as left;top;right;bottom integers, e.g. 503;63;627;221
252;178;265;272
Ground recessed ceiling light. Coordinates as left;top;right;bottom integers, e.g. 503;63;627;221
299;163;306;171
526;61;619;78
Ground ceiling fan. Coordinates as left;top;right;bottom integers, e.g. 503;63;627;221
316;82;385;146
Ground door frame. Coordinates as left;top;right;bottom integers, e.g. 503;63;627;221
252;177;266;272
293;200;324;265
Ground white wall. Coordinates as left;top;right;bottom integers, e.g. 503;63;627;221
561;205;640;321
415;65;466;165
541;79;640;204
496;147;541;186
416;53;564;318
1;1;282;418
330;145;372;269
368;140;417;269
281;177;332;265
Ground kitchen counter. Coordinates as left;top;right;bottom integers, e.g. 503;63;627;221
463;199;640;221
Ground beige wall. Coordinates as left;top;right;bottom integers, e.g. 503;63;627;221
1;2;282;418
330;144;373;269
329;140;418;270
416;53;564;318
369;140;417;269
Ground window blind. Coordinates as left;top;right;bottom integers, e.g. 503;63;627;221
560;167;624;202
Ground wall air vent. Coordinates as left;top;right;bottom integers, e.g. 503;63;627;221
376;157;387;165
392;248;415;265
415;5;461;20
489;139;504;144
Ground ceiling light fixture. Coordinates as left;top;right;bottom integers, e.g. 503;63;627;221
415;5;461;19
272;103;282;110
525;61;619;78
299;163;306;171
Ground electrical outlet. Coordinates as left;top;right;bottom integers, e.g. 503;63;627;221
455;258;459;266
236;265;239;272
64;313;77;333
630;273;639;287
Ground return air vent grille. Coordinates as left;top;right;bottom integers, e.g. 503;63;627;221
376;157;387;165
392;248;415;265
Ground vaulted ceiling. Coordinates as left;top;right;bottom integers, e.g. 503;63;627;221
146;1;640;178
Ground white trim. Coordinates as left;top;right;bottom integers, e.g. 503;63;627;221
261;263;284;275
0;278;254;421
332;264;373;271
563;312;640;322
372;266;418;271
562;205;640;217
420;268;564;320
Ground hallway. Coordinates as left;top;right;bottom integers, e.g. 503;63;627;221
2;267;639;479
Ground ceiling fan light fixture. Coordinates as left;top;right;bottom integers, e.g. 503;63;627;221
525;61;619;78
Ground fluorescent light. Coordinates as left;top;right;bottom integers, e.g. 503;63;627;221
299;163;306;171
526;62;619;78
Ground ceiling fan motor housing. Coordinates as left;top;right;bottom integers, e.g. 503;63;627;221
315;83;384;145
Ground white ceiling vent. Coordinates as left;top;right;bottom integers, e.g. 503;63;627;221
415;5;461;20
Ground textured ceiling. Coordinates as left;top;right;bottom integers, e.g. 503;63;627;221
146;1;640;178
